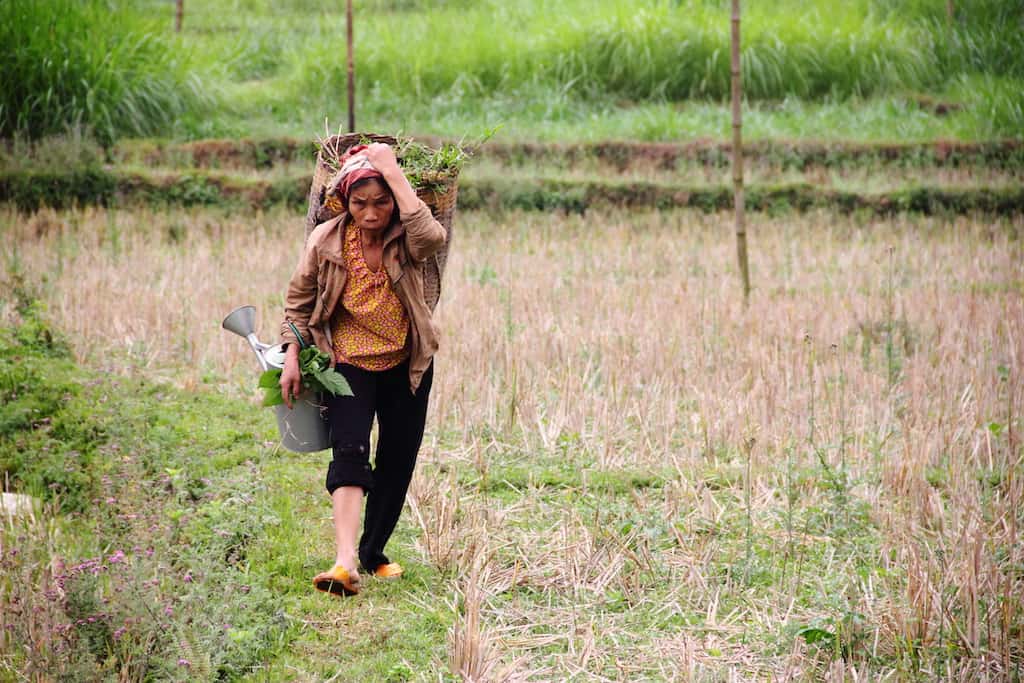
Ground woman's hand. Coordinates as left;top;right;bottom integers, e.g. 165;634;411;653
280;345;302;409
362;142;401;176
362;143;421;215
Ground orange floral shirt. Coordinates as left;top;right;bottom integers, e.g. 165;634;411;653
332;221;410;370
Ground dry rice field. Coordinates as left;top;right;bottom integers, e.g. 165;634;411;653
2;205;1022;680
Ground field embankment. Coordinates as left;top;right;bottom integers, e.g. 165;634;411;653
2;205;1021;679
2;137;1022;215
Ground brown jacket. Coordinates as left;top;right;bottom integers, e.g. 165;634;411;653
280;201;446;392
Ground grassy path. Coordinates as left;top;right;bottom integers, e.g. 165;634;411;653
241;456;455;680
0;356;882;681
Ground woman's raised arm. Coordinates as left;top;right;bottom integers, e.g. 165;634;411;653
361;142;446;260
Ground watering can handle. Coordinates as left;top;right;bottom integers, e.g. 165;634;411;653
288;322;309;350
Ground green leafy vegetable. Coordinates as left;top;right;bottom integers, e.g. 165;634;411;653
258;347;353;407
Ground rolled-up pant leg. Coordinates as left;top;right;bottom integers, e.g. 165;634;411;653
325;364;376;494
358;362;433;572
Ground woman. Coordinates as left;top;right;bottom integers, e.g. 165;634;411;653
278;142;446;596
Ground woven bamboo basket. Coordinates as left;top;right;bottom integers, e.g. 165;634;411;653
304;133;458;311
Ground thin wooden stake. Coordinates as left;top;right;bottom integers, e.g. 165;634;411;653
730;0;750;302
174;0;184;32
346;0;356;133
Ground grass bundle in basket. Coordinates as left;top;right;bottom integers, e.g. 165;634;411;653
317;133;472;194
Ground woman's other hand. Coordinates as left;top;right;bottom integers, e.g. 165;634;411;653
362;143;401;176
362;142;421;215
280;345;302;409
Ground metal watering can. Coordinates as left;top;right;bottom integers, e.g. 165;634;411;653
222;305;331;453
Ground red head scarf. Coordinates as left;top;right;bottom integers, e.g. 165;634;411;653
333;144;385;206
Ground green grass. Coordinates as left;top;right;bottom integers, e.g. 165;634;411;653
0;307;455;679
241;93;1017;145
0;313;290;674
186;0;1023;101
0;0;214;144
190;0;1024;140
4;0;1022;143
300;2;931;101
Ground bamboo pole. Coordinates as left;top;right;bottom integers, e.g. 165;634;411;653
730;0;750;302
174;0;183;32
947;0;955;23
346;0;356;133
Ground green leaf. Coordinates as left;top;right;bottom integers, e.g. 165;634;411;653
258;346;349;406
298;346;330;375
258;368;282;389
798;627;836;645
311;367;353;397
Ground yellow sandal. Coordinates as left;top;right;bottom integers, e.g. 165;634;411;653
372;562;403;580
313;565;361;596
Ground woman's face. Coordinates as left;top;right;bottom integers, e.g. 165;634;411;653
348;178;395;232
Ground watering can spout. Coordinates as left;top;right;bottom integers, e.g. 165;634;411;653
222;305;285;370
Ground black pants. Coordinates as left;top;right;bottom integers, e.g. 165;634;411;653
325;359;433;573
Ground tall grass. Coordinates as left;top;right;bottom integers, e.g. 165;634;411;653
0;0;215;144
288;0;1022;105
292;1;930;103
955;74;1024;139
253;0;1015;140
877;0;1024;76
6;0;1021;144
